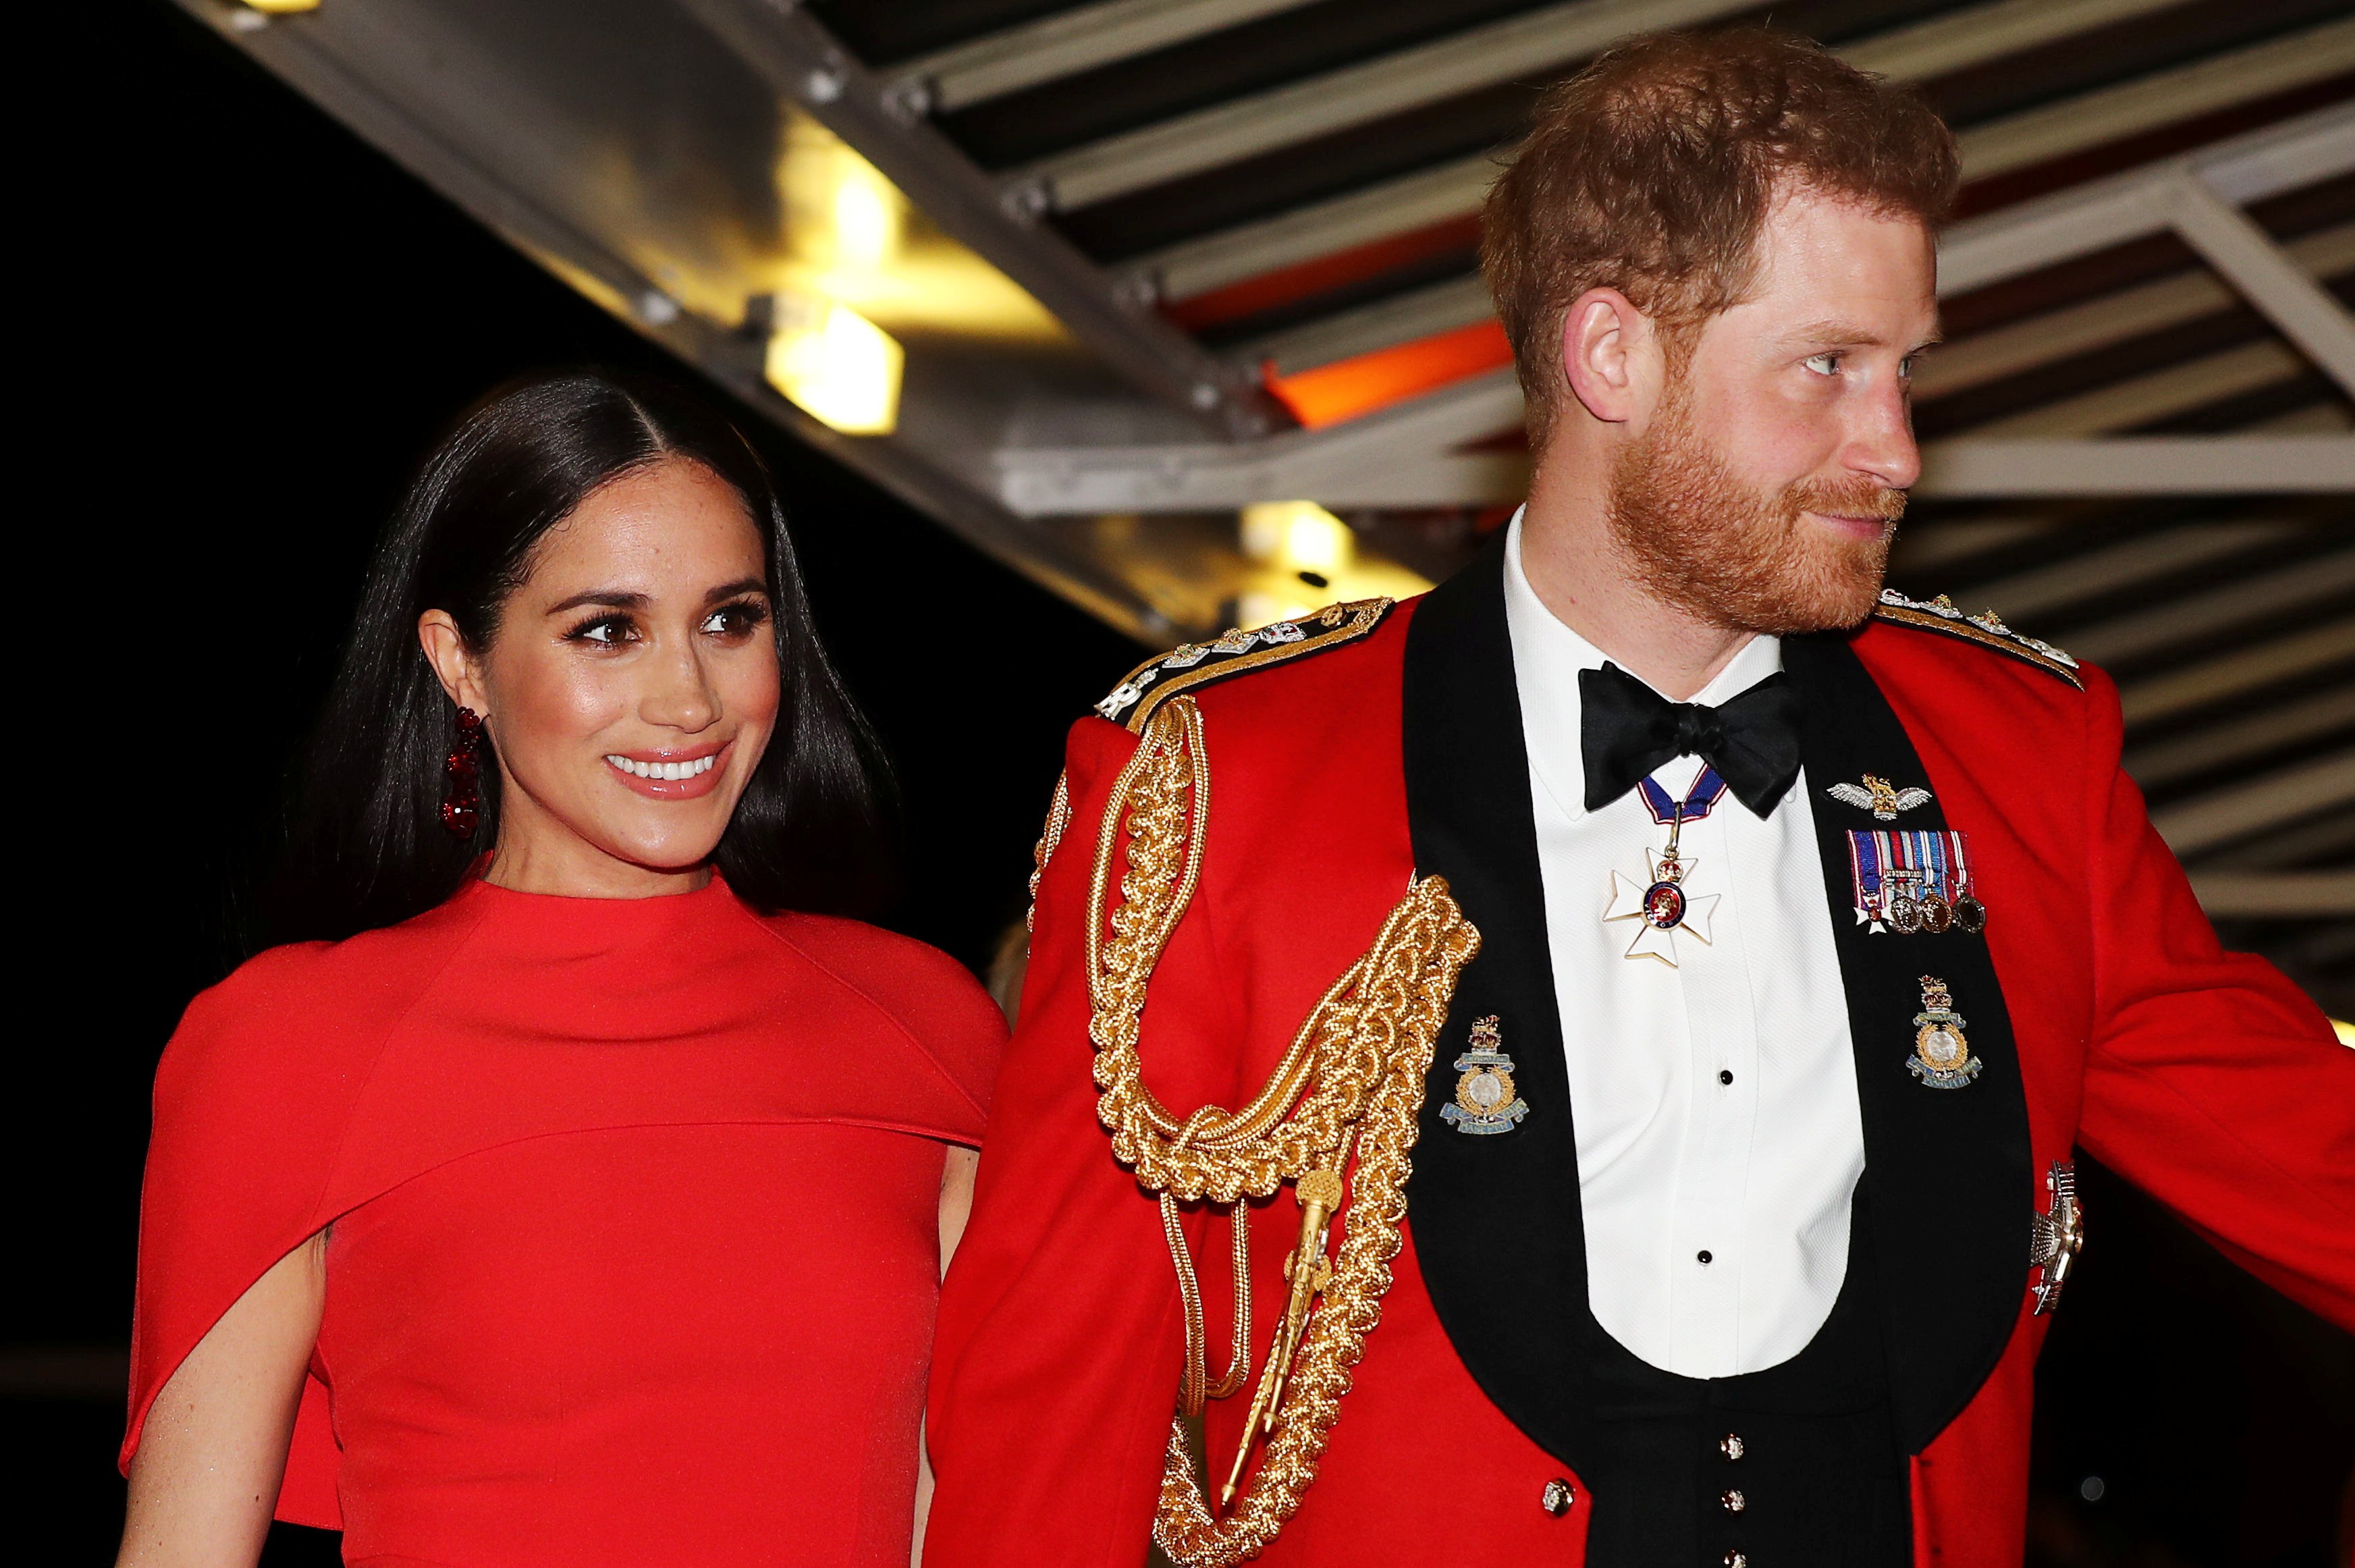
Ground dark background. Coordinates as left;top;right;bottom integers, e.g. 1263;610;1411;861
17;5;2350;1563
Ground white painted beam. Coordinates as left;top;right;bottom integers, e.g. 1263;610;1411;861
1937;103;2355;294
2126;686;2355;788
1018;0;1755;212
892;0;1320;114
2166;175;2355;398
1916;436;2355;496
2150;749;2355;855
2122;624;2355;726
1953;18;2355;183
2189;869;2355;918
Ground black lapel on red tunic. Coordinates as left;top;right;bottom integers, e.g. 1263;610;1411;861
1783;631;2034;1454
1401;536;1597;1474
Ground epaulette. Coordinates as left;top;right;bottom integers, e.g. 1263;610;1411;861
1871;589;2083;689
1095;598;1395;732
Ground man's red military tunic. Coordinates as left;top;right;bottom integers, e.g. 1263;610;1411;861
925;547;2354;1567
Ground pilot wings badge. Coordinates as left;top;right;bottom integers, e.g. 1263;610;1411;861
1826;774;1932;820
1441;1016;1528;1136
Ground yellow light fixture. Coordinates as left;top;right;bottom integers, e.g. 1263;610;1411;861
762;291;902;436
1240;501;1354;575
781;117;904;272
241;0;322;11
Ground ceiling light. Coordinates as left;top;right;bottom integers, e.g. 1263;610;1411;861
763;290;902;436
1240;501;1353;574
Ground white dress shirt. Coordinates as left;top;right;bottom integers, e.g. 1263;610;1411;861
1501;515;1865;1378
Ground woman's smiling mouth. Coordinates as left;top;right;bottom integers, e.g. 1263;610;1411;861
603;742;730;798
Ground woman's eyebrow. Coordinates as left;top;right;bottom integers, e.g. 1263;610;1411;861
702;577;769;605
543;588;649;615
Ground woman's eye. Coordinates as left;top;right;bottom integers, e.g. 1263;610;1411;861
1804;352;1843;377
702;602;769;638
568;616;636;647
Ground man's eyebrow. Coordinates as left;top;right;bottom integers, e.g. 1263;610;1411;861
1783;320;1944;352
543;588;649;615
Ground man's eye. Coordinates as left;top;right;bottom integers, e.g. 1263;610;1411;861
1804;352;1842;377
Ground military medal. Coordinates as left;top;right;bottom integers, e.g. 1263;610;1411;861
1826;773;1932;820
2029;1160;2086;1314
1908;975;1981;1088
1848;830;1986;935
1442;1015;1528;1135
1604;767;1726;967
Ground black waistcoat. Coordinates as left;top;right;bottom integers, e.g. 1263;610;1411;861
1398;540;2032;1563
1574;1189;1909;1567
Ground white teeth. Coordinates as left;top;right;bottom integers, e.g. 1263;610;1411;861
604;753;718;781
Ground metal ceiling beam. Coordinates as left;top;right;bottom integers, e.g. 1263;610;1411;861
1952;18;2355;184
997;367;1531;512
2165;177;2355;398
1245;274;1491;375
889;0;1321;114
1916;223;2355;402
2188;869;2355;918
1141;156;1496;304
2121;620;2355;725
1937;104;2355;294
672;0;1277;433
1145;57;2353;381
2148;747;2355;855
1960;520;2303;620
1133;4;2345;306
1840;0;2192;83
2197;806;2355;871
1016;0;1755;213
1956;340;2311;439
1918;435;2355;495
2068;547;2355;665
2126;685;2355;788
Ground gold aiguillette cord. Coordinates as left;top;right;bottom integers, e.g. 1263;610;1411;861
1085;697;1480;1566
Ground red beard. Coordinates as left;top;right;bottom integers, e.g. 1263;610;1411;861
1606;384;1903;634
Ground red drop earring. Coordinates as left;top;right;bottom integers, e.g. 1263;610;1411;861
441;706;485;838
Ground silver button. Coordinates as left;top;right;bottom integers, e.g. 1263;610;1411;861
1722;1488;1747;1513
1541;1478;1575;1516
1719;1433;1745;1461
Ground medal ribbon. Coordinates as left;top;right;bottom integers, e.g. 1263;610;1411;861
1635;764;1730;827
1847;829;1976;928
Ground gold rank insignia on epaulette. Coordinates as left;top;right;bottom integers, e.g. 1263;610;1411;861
1871;589;2083;690
1094;598;1396;732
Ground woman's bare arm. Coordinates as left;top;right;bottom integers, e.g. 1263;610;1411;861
913;1145;984;1566
118;1232;326;1568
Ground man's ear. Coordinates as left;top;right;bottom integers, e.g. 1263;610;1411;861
1560;288;1659;426
418;610;490;718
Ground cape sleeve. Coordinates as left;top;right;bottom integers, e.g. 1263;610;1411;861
2071;662;2355;1328
121;942;383;1529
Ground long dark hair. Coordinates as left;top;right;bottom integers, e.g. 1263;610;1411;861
262;371;896;946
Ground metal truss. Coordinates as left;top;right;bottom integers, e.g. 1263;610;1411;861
672;0;1278;435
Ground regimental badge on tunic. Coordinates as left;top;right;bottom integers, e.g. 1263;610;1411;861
1825;774;1932;820
2029;1160;2086;1315
1848;830;1986;935
1908;975;1982;1089
1441;1015;1528;1136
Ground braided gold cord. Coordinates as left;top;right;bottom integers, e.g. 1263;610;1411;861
1027;770;1073;931
1085;697;1479;1566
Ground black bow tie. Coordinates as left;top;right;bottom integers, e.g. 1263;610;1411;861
1578;662;1803;817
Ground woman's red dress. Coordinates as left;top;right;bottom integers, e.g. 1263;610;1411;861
123;875;1006;1567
